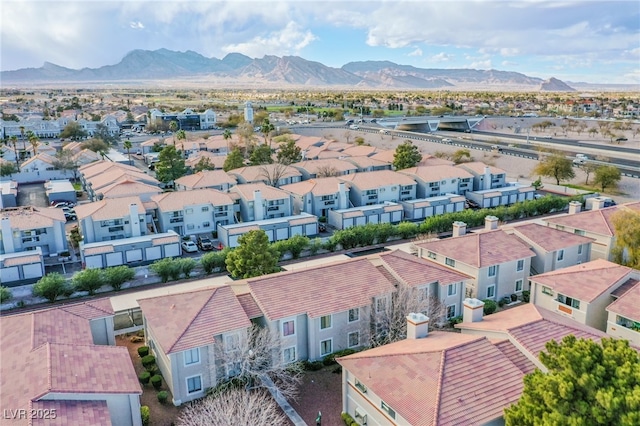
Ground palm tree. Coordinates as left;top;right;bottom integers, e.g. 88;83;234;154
123;139;133;163
261;118;275;148
175;129;187;152
27;130;39;157
169;120;178;145
9;135;20;172
223;129;232;154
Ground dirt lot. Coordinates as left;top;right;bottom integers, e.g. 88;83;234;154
291;366;344;426
117;334;182;426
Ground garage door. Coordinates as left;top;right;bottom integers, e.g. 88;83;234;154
343;218;353;229
23;263;43;279
368;215;379;224
126;249;143;263
435;205;445;215
290;225;303;237
229;236;240;248
1;266;20;283
391;211;403;222
276;228;289;241
355;217;366;226
445;203;454;213
164;243;180;257
145;246;162;261
85;255;103;269
106;252;123;267
380;212;390;222
305;223;317;235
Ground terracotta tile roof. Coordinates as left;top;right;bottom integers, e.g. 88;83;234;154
237;293;264;319
544;202;640;236
152;234;180;245
3;253;42;267
98;180;162;199
531;259;632;302
1;206;66;230
316;149;347;159
21;152;56;167
58;298;114;319
31;400;112;426
340;145;378;157
457;161;506;175
280;177;345;197
337;332;524;426
344;156;391;170
231;182;291;201
338;170;417;190
399;165;474;182
151;188;234;211
292;135;325;150
611;278;639;298
369;150;396;164
74;196;144;221
228;164;301;183
379;250;471;287
290;159;358;175
185;151;227;169
88;170;158;191
175;170;237;189
79;160;141;179
606;280;640;321
417;229;534;268
247;258;395;320
493;340;537;375
509;223;594;252
83;245;115;255
138;286;251;354
417;155;455;167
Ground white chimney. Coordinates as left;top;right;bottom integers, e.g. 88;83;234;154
337;182;348;210
568;201;582;215
406;313;429;339
129;203;141;237
485;215;499;231
1;217;15;253
591;197;605;211
452;221;467;237
253;190;264;221
483;166;492;190
463;298;485;323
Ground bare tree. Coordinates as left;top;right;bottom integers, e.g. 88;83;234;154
177;387;287;426
212;324;303;401
315;165;340;178
258;163;294;187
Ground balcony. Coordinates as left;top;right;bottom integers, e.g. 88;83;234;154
267;206;280;212
169;217;184;223
367;195;378;200
324;200;335;206
215;212;227;217
108;226;124;233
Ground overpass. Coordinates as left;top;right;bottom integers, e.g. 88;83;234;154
376;115;485;132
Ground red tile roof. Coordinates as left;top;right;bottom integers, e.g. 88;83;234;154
247;258;396;320
138;286;251;354
31;401;112;426
545;202;640;236
531;259;632;302
417;230;534;268
606;279;640;321
510;223;594;252
379;250;471;287
338;170;417;190
493;340;537;375
337;332;524;426
237;293;264;319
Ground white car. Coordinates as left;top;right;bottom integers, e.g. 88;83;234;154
349;124;359;130
181;240;198;253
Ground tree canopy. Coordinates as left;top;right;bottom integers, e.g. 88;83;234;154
32;273;71;302
0;161;18;177
276;138;302;165
248;144;273;166
93;123;119;145
59;121;87;141
155;145;187;183
593;165;621;192
532;151;575;185
225;230;280;279
223;147;245;172
611;208;640;269
504;336;640;426
393;140;422;170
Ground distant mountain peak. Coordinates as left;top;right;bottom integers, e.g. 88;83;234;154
539;77;575;92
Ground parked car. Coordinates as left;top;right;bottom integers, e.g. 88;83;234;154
465;199;481;210
197;236;214;251
64;211;77;221
615;137;628;142
181;240;198;253
319;223;327;233
442;138;452;143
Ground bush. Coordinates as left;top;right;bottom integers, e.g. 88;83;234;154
178;257;197;278
150;374;162;390
137;346;150;357
72;268;104;295
32;273;71;303
323;348;357;366
522;290;531;303
201;248;230;274
157;390;168;404
0;286;13;304
302;360;324;371
140;406;150;426
141;355;156;369
498;298;506;308
150;258;179;283
342;412;356;426
138;371;151;385
103;265;135;291
449;315;463;326
482;299;498;315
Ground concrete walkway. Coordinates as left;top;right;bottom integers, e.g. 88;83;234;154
260;375;307;426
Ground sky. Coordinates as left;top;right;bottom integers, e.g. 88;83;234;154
2;0;639;84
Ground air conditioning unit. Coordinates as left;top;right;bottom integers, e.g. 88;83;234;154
354;408;367;425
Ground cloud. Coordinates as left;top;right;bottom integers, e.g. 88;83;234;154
221;22;317;57
408;47;423;57
430;52;454;62
129;21;144;30
468;60;492;70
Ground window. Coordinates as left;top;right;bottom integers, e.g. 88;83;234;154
376;297;386;313
445;257;455;267
447;284;456;296
486;285;495;299
186;375;202;394
185;208;193;214
184;348;200;366
187;224;194;230
320;339;332;356
488;265;497;277
515;279;523;292
558;294;580;309
446;305;456;319
427;251;437;260
381;400;396;420
418;287;428;301
225;334;239;352
348;308;359;323
517;259;525;272
202;221;210;228
574;229;586;236
557;249;565;261
578;244;583;255
355;379;367;393
201;206;209;212
348;332;360;348
283;347;296;363
320;315;332;330
542;286;554;296
282;320;295;336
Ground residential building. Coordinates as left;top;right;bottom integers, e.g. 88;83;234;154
152;189;236;236
457;162;507;191
138;286;252;405
338;170;417;207
280;177;350;217
529;259;637;331
85;169;160;201
290;159;357;180
18;153;57;173
416;217;534;301
507;222;593;274
175;170;237;192
149;108;217;130
97;179;163;202
328;202;405;230
227;164;302;187
217;213;318;248
0;206;67;256
465;182;535;208
230;183;293;222
0;179;18;208
400;194;466;221
606;279;640;346
399;165;473;197
0;247;45;284
81;231;181;268
75;196;147;243
544;201;640;261
245;258;396;361
44;179;77;204
185;151;227;171
203;135;235;155
0;299;142;425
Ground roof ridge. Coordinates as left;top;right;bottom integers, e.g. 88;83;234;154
433;347;447;426
167;287;220;353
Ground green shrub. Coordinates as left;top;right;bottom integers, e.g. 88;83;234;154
140;406;150;426
482;299;498;315
141;354;156;369
201;248;230;274
138;371;151;385
498;298;506;308
302;360;324;371
0;286;13;303
137;346;150;357
178;258;197;278
449;315;463;326
150;374;162;390
342;412;356;425
157;390;168;404
323;348;357;366
522;290;531;303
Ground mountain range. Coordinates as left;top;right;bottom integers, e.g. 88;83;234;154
1;48;577;91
